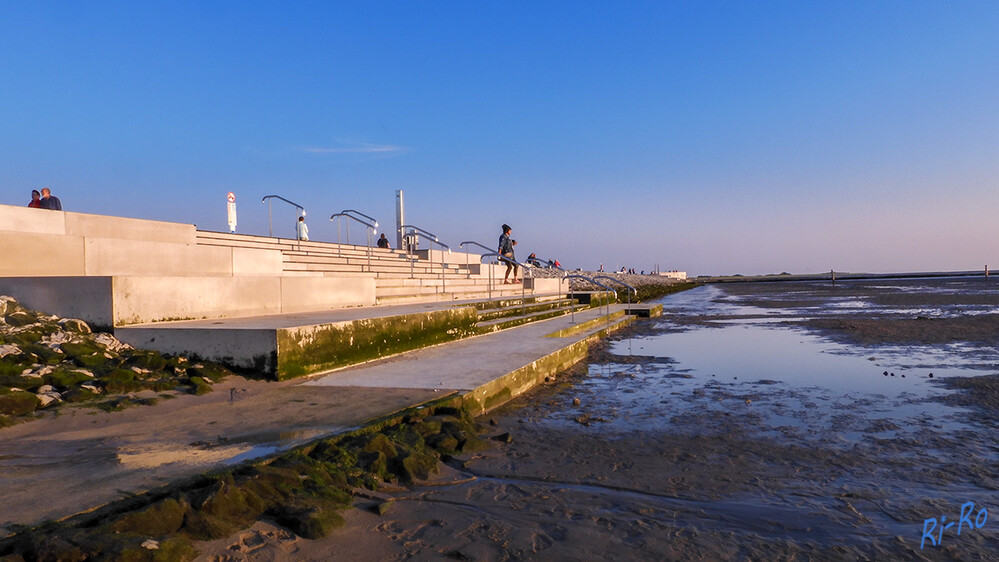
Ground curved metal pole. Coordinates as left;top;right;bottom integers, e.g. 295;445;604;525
459;240;493;253
593;275;637;312
262;195;305;238
562;274;617;324
461;240;498;281
407;232;451;295
331;213;378;271
400;224;439;243
481;251;537;314
342;209;378;228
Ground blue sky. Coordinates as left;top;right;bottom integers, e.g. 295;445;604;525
2;2;997;276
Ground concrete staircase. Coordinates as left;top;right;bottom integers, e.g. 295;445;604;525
194;230;548;305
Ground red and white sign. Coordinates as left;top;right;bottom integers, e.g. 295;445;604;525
226;192;237;233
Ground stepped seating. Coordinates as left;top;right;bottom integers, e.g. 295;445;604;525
195;230;549;304
474;297;588;332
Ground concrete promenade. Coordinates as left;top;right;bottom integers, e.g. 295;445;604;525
0;302;640;534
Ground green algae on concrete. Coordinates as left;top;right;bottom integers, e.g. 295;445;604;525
274;307;478;380
462;313;638;416
544;310;630;339
0;403;490;561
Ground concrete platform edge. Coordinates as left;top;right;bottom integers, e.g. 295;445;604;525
459;314;637;416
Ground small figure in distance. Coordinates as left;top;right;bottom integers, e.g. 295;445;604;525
28;189;42;208
527;252;541;267
498;223;519;284
377;233;390;249
39;187;62;210
296;216;309;241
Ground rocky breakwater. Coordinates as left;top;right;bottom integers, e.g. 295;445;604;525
562;271;696;302
0;296;232;425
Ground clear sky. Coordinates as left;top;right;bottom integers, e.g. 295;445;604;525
2;2;997;276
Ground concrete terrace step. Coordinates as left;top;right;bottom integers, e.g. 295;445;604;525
476;297;580;322
374;287;533;306
197;231;411;260
475;303;590;332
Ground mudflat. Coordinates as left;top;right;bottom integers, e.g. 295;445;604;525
194;277;999;560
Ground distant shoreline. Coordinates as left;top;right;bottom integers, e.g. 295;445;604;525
698;269;990;284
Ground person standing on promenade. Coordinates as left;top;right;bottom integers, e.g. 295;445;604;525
296;216;309;241
27;190;42;208
39;187;62;210
377;233;390;249
498;223;519;284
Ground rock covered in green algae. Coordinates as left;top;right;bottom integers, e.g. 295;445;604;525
0;296;235;422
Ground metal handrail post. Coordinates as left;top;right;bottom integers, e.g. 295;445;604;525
407;231;451;291
562;275;617;324
481;251;533;312
593;275;637;313
330;212;377;266
262;195;305;239
461;240;499;292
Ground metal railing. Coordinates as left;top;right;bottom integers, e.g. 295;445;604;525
261;195;305;238
593;275;637;309
562;274;617;324
478;251;539;313
399;224;440;252
459;241;495;281
405;230;451;292
329;211;378;270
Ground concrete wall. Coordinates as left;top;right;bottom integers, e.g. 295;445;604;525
0;277;115;329
524;277;568;295
115;326;278;373
0;204;288;279
0;273;376;327
84;238;234;277
112;275;375;325
0;232;87;276
280;276;375;314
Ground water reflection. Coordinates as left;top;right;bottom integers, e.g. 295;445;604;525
563;280;995;444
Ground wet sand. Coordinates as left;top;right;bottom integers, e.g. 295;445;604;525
195;279;999;561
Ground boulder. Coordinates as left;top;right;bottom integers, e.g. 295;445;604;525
0;343;21;358
36;392;62;408
0;391;40;416
58;318;92;335
6;310;38;327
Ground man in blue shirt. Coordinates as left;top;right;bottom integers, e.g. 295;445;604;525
39;188;62;210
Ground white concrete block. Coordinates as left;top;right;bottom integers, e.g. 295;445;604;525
112;276;284;325
231;246;284;276
0;204;66;235
65;212;196;244
280;276;376;312
84;238;232;277
0;232;86;276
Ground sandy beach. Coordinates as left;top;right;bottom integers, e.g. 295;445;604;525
191;277;999;561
